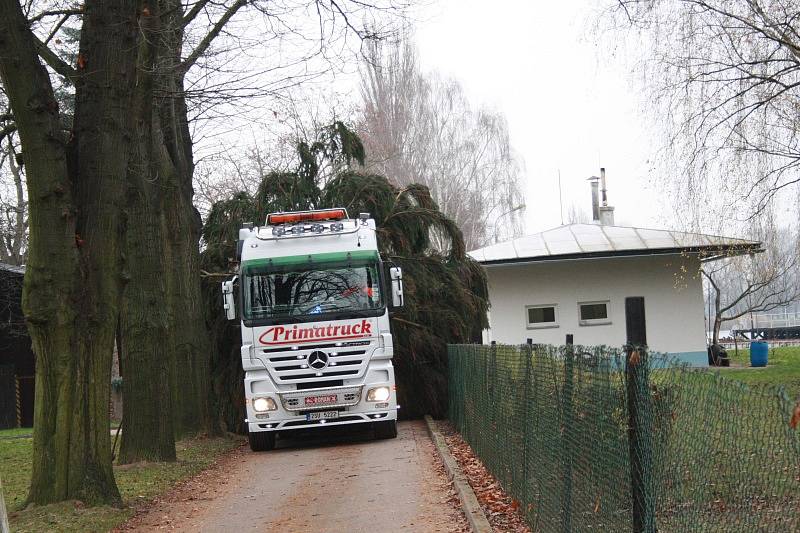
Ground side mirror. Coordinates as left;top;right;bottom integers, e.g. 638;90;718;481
221;277;237;320
389;266;404;308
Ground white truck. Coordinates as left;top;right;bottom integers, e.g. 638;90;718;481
221;208;403;451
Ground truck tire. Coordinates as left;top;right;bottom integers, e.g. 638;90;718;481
373;419;397;439
248;431;276;452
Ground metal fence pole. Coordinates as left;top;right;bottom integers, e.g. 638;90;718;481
523;340;533;509
561;334;575;533
489;340;496;399
625;297;655;533
0;475;9;533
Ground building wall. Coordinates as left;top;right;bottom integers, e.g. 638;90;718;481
0;268;35;428
482;254;708;366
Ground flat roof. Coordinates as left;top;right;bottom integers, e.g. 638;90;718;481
468;223;762;266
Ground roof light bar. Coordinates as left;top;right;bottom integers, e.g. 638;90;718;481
267;208;348;225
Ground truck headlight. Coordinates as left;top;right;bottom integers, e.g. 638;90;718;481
253;397;277;412
366;387;390;402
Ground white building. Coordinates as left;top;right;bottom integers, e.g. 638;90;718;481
469;177;760;366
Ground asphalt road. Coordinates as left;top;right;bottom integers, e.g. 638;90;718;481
124;420;468;533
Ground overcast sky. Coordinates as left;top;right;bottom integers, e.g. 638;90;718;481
413;0;666;234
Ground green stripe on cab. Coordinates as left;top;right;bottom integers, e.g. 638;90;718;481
242;250;379;270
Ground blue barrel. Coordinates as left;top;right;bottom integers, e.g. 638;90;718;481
750;341;768;367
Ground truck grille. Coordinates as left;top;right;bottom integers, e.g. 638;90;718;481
278;385;363;411
260;340;373;385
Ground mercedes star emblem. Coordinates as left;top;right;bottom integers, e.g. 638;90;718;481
308;351;329;370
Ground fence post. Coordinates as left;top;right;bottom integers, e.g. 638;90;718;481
489;341;497;398
624;297;655;533
523;340;533;509
0;475;9;533
561;334;574;533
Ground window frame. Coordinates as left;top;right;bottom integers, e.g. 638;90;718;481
578;300;612;326
525;304;559;329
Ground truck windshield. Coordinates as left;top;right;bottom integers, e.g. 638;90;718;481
242;260;383;322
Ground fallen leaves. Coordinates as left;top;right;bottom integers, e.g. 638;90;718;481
114;442;246;531
438;421;532;533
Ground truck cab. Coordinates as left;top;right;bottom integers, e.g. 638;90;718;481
222;209;403;451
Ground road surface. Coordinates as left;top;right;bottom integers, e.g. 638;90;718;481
122;421;468;533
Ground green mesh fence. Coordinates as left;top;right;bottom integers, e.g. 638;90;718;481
448;343;800;532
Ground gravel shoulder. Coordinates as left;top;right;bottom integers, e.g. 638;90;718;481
119;420;468;533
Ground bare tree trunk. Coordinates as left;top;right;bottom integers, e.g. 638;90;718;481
118;2;176;462
162;108;215;436
173;0;214;436
118;180;176;461
165;201;215;437
0;0;139;504
712;316;722;347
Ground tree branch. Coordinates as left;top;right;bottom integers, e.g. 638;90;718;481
179;0;248;73
183;0;211;28
31;33;77;81
29;7;83;24
43;13;71;46
0;123;17;144
0;0;62;122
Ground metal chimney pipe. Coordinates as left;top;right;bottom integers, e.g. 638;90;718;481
600;167;608;206
589;177;600;222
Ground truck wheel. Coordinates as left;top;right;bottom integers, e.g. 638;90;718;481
248;431;276;452
373;419;397;439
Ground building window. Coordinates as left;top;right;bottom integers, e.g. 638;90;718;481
579;301;611;326
526;304;558;329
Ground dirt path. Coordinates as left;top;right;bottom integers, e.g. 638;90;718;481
121;421;468;533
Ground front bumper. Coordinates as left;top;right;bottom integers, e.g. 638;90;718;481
246;383;398;433
247;409;397;433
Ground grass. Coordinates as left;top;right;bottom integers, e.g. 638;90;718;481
719;345;800;398
0;430;242;532
0;428;34;438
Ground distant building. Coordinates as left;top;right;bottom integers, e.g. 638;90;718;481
0;262;34;428
469;172;761;366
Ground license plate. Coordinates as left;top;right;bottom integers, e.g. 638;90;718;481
305;394;337;406
306;410;339;421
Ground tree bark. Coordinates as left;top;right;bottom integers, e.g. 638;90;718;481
118;2;176;463
159;0;215;437
118;176;176;461
114;0;215;442
712;316;722;347
162;139;216;437
0;0;140;504
165;199;216;437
